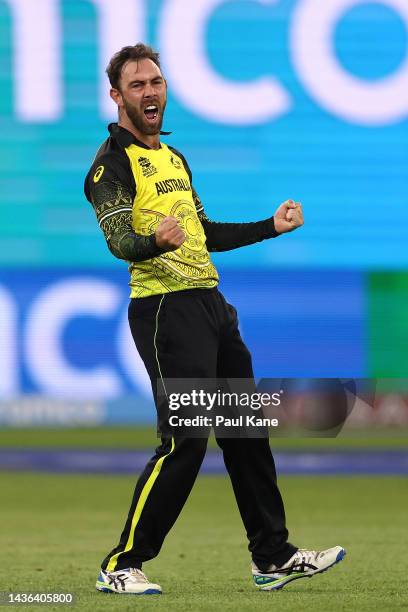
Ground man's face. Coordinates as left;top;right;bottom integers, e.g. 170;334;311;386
113;58;167;135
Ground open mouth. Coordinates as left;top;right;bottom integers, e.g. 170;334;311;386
144;105;159;122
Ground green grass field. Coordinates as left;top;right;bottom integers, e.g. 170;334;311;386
1;425;408;449
1;471;407;611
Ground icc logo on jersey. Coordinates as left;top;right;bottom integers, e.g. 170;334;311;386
138;156;158;178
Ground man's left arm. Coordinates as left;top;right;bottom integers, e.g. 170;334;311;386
168;145;304;251
193;188;304;252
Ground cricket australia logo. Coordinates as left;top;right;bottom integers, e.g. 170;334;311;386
138;156;158;178
170;155;182;170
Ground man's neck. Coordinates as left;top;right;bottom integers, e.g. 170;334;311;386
118;118;161;150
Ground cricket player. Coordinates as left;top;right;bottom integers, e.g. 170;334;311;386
84;43;345;595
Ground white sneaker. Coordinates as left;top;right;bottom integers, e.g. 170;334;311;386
252;546;346;590
96;567;162;595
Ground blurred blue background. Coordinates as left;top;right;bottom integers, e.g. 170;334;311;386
0;0;407;421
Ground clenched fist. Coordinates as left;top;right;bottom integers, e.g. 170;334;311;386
273;200;304;234
155;216;186;251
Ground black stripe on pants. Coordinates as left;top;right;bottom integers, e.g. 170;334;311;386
101;287;297;572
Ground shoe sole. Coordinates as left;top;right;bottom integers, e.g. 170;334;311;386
96;583;162;595
255;548;346;591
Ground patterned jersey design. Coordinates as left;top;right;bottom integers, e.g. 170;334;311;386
125;142;218;297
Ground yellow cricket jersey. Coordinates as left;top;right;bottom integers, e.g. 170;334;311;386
85;124;219;298
126;141;218;297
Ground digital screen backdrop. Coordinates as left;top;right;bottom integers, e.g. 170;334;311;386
0;0;407;418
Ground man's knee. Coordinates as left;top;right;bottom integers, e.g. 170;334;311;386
174;436;209;459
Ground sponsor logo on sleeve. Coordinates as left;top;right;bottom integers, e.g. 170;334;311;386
93;165;105;183
94;166;105;183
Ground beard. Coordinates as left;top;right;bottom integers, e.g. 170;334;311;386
123;96;166;136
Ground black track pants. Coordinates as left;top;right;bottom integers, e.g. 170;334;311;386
101;287;297;573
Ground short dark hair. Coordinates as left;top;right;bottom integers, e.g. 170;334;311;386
106;43;162;90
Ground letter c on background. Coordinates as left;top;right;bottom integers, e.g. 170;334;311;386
159;0;292;125
25;279;123;399
291;0;408;125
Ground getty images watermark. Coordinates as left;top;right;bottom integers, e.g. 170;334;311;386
167;388;281;429
156;378;376;438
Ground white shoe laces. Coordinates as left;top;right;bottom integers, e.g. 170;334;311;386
292;549;319;566
128;568;150;583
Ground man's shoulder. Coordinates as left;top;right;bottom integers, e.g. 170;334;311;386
88;134;131;173
84;136;134;202
166;144;187;161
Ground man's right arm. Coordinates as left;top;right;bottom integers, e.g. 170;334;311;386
84;154;165;262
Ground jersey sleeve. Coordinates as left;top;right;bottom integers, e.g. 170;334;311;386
84;152;164;262
191;187;279;252
168;146;280;253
